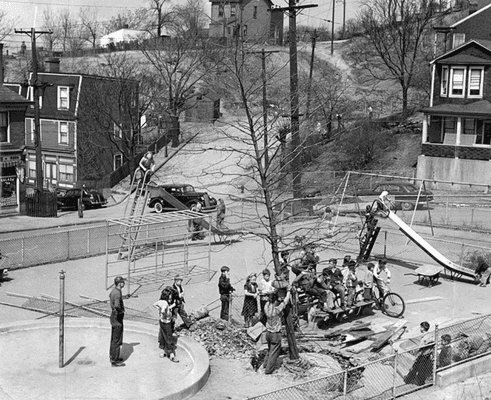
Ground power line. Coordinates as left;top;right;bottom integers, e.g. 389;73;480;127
0;0;143;10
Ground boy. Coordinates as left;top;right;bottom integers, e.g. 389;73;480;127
258;269;274;325
438;334;452;368
345;261;358;306
218;266;235;321
364;263;374;300
172;275;194;329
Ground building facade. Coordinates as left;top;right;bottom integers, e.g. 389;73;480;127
0;84;32;215
418;39;491;189
208;0;284;45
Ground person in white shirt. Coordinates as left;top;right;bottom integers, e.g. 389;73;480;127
373;259;391;298
153;287;178;362
258;269;274;325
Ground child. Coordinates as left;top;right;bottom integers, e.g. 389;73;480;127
258;269;274;325
345;261;358;306
218;266;235;321
153;287;178;362
364;263;375;300
438;334;453;368
242;273;258;328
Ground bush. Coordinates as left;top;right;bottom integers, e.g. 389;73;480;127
463;250;491;272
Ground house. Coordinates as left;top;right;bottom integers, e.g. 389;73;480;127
208;0;284;45
99;27;151;48
434;3;491;53
418;39;491;188
10;58;139;191
184;92;221;122
0;84;33;215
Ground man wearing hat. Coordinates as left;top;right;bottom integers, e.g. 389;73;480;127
218;266;235;320
109;276;126;367
172;275;194;329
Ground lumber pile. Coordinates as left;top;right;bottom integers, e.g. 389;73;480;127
178;317;256;359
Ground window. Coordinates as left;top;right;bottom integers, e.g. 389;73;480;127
231;4;236;16
440;66;448;96
0;112;8;143
463;119;475;135
453;33;465;48
114;154;123;171
114;123;122;139
243;25;248;37
59;164;74;182
218;4;224;17
28;86;43;109
28;160;36;178
59;122;69;144
450;67;465;97
58;86;69;110
468;68;483;98
253;6;257;19
444;117;456;134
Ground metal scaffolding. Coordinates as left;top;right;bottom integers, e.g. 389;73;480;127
106;210;213;296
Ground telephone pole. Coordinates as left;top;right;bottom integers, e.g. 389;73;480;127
331;0;336;55
275;1;317;199
305;29;318;119
15;28;52;193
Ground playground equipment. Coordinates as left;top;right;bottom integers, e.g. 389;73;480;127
358;199;476;281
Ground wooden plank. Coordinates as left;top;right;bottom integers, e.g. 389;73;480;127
370;320;406;352
406;296;443;305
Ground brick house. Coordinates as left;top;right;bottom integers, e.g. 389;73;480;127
0;84;32;215
418;39;491;188
208;0;284;45
9;58;139;191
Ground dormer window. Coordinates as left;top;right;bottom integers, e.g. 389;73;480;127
468;67;483;98
450;67;465;97
453;33;465;48
0;112;8;143
58;86;69;110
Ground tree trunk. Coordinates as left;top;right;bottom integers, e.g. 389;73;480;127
170;115;180;147
401;84;409;121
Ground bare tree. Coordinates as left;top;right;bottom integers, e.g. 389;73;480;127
41;8;59;51
171;0;208;38
350;0;436;118
140;34;220;147
79;7;100;49
103;8;150;34
0;10;16;42
147;0;173;37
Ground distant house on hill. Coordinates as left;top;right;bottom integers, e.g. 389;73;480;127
185;92;221;123
418;39;491;189
100;27;152;48
208;0;283;45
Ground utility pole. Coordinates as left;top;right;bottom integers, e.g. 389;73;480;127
342;0;346;40
15;28;52;193
276;1;317;200
247;49;279;169
331;0;336;55
305;29;317;119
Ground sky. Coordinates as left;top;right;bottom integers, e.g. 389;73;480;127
0;0;362;53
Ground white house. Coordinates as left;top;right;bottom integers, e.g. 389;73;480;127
99;28;150;47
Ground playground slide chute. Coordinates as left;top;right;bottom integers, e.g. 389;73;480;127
387;211;476;280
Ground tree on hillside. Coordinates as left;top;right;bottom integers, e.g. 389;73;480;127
140;32;220;147
147;0;173;38
41;8;59;51
79;7;100;50
103;8;150;34
350;0;436;118
171;0;208;38
0;11;17;41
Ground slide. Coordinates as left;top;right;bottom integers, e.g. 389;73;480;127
387;212;476;280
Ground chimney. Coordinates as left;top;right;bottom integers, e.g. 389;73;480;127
45;57;60;73
0;43;4;84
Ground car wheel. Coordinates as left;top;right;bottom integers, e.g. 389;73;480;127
154;201;164;214
186;202;198;210
401;201;414;211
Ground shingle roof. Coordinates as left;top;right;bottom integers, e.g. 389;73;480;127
421;100;491;116
437;53;491;64
0;84;32;105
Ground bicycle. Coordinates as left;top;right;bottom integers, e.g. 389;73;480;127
369;284;405;318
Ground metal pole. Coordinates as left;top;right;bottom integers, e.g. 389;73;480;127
59;270;65;368
433;324;439;385
392;352;398;398
331;0;335;55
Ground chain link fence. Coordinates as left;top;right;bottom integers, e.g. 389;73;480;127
249;313;491;399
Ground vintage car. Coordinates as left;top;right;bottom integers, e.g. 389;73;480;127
147;183;218;213
57;188;107;210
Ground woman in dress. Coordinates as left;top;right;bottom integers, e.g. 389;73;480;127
153;286;179;362
241;273;258;328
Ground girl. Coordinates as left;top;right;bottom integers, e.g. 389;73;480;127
153;287;179;362
242;273;258;328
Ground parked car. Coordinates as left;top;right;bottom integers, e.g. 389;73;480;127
147;183;218;213
57;188;107;210
354;181;433;211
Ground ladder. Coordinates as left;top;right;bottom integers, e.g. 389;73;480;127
117;170;151;260
358;218;381;261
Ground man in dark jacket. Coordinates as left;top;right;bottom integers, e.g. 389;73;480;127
109;276;126;367
325;258;346;309
218;266;235;320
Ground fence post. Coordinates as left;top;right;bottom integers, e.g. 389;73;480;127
392;352;398;399
460;243;465;266
343;368;348;399
67;230;70;260
445;197;449;225
433;323;439;385
87;228;90;254
229;294;233;323
21;236;25;264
